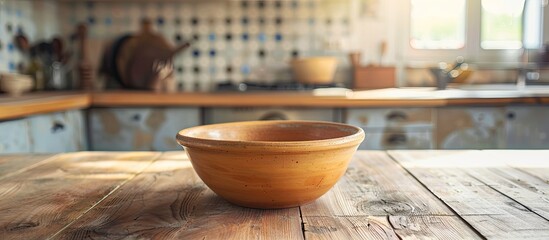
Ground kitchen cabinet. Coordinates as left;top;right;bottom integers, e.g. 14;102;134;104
27;110;87;153
436;107;506;149
0;118;31;153
505;106;549;149
346;108;434;150
0;110;86;154
89;107;200;151
204;107;341;124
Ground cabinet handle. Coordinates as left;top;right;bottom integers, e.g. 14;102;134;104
51;122;65;133
386;133;407;145
132;114;141;121
506;112;515;120
386;111;408;121
259;112;288;121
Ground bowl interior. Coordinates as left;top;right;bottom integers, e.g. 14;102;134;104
181;121;360;142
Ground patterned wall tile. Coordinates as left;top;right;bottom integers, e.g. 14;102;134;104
59;0;353;91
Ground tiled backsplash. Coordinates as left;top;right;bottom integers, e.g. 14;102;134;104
0;0;402;91
0;0;58;73
59;0;361;91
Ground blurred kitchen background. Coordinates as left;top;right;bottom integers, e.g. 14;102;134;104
1;0;549;153
1;0;548;91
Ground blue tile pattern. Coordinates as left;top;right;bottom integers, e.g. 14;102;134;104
57;0;352;91
0;1;56;72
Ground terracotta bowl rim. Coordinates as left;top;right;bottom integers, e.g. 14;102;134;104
176;120;365;152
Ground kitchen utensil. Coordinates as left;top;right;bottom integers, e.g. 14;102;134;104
0;73;34;96
349;52;361;67
14;33;30;53
176;120;364;209
75;24;93;90
51;37;71;64
116;18;190;91
98;34;132;88
290;57;338;84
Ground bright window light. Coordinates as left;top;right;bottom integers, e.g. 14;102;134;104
410;0;466;49
523;0;543;49
481;0;525;49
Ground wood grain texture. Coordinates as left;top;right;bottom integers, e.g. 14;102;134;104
482;150;549;183
389;150;549;239
303;216;399;240
301;151;453;217
0;152;160;239
389;216;481;240
469;151;549;220
57;152;304;239
2;150;549;239
0;154;55;179
0;92;90;120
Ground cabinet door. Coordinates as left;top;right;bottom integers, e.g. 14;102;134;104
359;130;433;150
436;107;505;149
89;108;200;151
28;110;86;153
506;106;549;149
346;108;433;130
0;119;31;153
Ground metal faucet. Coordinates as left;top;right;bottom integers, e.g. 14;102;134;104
430;56;469;90
517;67;541;89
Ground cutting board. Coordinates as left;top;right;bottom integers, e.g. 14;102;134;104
115;19;189;91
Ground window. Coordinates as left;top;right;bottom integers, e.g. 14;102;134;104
410;0;466;49
481;0;525;49
409;0;544;52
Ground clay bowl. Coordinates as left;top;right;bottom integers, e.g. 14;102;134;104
0;73;33;96
176;120;364;209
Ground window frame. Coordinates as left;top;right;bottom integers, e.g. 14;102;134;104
401;0;547;65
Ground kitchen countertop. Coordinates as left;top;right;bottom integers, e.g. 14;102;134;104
1;150;548;239
0;92;90;120
0;87;548;120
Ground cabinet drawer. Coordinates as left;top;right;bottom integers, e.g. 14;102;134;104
346;108;433;130
205;107;339;124
437;107;505;149
0;119;31;153
360;130;433;150
90;108;200;151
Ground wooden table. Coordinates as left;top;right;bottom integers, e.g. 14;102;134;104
1;150;548;239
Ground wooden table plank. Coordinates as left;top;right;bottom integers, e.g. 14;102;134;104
301;151;454;217
482;150;549;183
389;150;549;239
303;215;482;240
303;216;399;240
0;152;160;240
467;167;549;220
56;152;304;239
0;154;56;179
301;151;481;239
389;216;481;240
429;150;549;221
